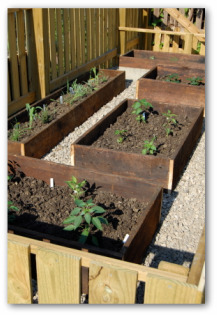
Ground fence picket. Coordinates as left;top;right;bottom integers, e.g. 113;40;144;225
89;261;138;304
8;240;32;304
36;247;81;304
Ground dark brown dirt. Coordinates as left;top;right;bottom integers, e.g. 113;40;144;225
91;105;193;158
8;170;148;253
8;73;110;142
156;74;205;85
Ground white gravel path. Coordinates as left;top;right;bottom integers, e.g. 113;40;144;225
42;66;205;270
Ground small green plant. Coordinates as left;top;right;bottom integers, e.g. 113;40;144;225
142;136;157;155
114;129;128;143
8;175;20;222
39;104;52;124
187;76;203;86
26;103;41;129
66;176;87;200
162;110;177;136
8;201;20;223
132;99;153;123
63;198;108;245
163;73;181;83
149;56;155;60
9;122;27;141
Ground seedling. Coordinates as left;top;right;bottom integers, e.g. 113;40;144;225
187;76;204;86
114;129;128;143
26;103;41;129
163;73;181;83
9;122;27;141
63;198;108;246
162;110;178;136
132;99;153;123
39;104;51;124
149;56;155;60
142;136;157;155
8;201;20;223
66;175;87;200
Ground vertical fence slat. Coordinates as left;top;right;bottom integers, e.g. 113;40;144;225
48;9;57;80
32;8;50;98
8;12;20;100
184;33;193;54
95;9;100;59
69;9;76;69
36;248;81;304
119;8;126;55
89;261;138;304
144;274;202;304
153;27;161;51
8;240;32;304
56;9;64;76
16;10;28;96
80;8;85;64
172;26;180;52
75;9;81;66
63;9;70;73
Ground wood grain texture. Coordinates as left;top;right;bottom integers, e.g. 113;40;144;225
36;247;81;304
8;240;32;304
119;49;205;70
144;274;202;304
89;261;137;304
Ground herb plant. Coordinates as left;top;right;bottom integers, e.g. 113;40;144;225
163;73;181;83
66;176;87;200
142;136;157;155
132;99;153;123
162;110;177;136
114;129;128;143
63;198;108;246
39;104;51;124
187;76;204;86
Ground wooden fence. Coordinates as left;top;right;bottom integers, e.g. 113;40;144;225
8;8;142;116
8;8;205;116
8;226;205;304
120;8;205;55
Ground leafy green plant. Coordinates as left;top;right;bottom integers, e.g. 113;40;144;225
162;110;178;136
9;122;27;141
114;129;128;143
187;76;204;86
142;136;157;155
26;103;41;129
63;198;108;245
66;176;87;200
149;56;155;60
163;73;181;83
132;99;153;123
8;201;20;223
151;10;164;27
8;175;20;222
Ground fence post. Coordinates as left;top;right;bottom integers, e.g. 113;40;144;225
119;8;126;55
32;8;50;98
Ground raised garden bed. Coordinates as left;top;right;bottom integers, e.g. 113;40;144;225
8;69;125;158
136;65;205;115
119;49;205;70
71;98;203;191
8;154;162;264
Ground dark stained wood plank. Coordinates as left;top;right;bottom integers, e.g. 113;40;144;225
119;49;205;70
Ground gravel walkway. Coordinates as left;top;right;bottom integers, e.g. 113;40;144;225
42;66;205;270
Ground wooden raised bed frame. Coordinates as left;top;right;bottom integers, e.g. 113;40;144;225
136;65;205;116
119;49;205;70
8;154;162;265
71;99;204;191
8;69;125;158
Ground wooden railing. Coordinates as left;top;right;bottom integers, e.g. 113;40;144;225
8;226;205;304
